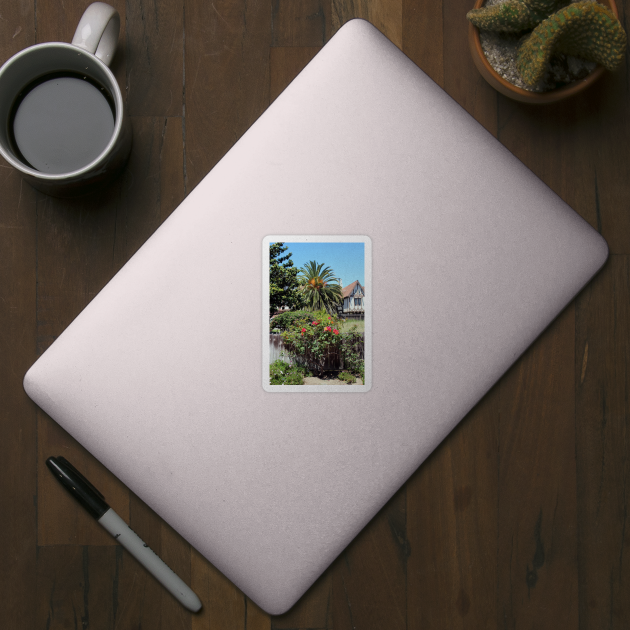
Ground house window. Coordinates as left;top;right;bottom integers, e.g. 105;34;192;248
354;298;362;307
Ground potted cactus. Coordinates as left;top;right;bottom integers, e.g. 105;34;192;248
467;0;627;103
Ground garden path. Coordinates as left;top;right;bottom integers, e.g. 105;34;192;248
303;376;363;385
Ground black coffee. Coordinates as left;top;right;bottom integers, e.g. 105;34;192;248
10;73;115;174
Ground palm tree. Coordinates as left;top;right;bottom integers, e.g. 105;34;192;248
297;261;343;314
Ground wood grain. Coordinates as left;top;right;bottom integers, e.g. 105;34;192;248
184;0;271;192
112;116;185;270
270;47;322;103
407;393;499;629
271;0;332;46
332;0;403;48
36;545;119;630
1;0;629;627
443;0;497;131
190;549;249;630
0;150;38;630
0;5;39;629
576;256;630;629
271;573;332;629
493;60;630;258
37;417;129;546
497;304;579;629
35;0;128;95
331;486;408;630
403;0;444;88
583;71;630;254
125;0;184;117
113;495;193;629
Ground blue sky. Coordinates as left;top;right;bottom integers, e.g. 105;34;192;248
280;241;364;288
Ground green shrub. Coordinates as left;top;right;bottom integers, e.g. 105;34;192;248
269;359;305;385
270;310;315;332
339;330;364;378
280;309;364;377
338;371;356;384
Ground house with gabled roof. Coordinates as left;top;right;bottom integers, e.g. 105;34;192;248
339;280;365;318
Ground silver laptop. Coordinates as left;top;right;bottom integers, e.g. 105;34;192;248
23;19;607;614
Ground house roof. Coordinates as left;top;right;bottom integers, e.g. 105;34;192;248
342;280;364;298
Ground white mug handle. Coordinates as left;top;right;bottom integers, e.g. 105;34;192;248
71;2;120;67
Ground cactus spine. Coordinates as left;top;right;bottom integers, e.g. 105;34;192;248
467;0;568;33
516;1;627;85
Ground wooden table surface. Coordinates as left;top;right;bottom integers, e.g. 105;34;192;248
1;0;629;628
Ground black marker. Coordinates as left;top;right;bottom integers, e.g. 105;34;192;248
46;456;202;612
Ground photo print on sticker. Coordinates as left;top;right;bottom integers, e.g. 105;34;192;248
262;236;372;392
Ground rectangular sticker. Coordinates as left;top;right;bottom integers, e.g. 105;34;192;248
263;235;372;392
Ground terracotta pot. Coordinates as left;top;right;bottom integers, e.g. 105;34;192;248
468;0;619;103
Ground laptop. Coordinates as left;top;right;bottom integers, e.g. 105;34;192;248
23;19;608;614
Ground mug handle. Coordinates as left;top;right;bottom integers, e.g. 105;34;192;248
71;2;120;67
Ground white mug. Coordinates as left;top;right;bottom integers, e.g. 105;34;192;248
0;2;132;197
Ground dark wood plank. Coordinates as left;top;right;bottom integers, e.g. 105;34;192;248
407;394;499;629
582;71;630;254
330;486;407;630
247;600;272;630
37;416;129;546
190;550;247;630
494;67;630;257
159;117;187;220
270;47;321;103
271;573;332;629
496;97;598;224
443;0;498;131
36;545;119;630
0;0;36;54
126;0;184;117
497;305;578;628
331;0;402;48
34;189;121;354
272;0;331;46
0;4;39;629
402;0;444;88
576;256;630;629
184;0;272;192
36;0;120;44
112;116;185;270
0;136;38;630
189;554;270;630
107;494;193;629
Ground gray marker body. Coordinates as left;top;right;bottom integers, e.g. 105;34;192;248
99;508;202;612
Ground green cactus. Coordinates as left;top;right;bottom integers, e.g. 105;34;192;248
467;0;568;33
516;1;627;85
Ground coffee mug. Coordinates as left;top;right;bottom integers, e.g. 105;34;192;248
0;2;132;197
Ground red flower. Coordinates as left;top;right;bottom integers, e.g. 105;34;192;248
301;327;306;335
333;329;339;335
312;321;318;326
324;326;331;332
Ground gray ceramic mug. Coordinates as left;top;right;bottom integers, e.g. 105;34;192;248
0;2;131;197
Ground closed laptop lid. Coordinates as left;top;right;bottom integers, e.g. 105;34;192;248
24;19;607;614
